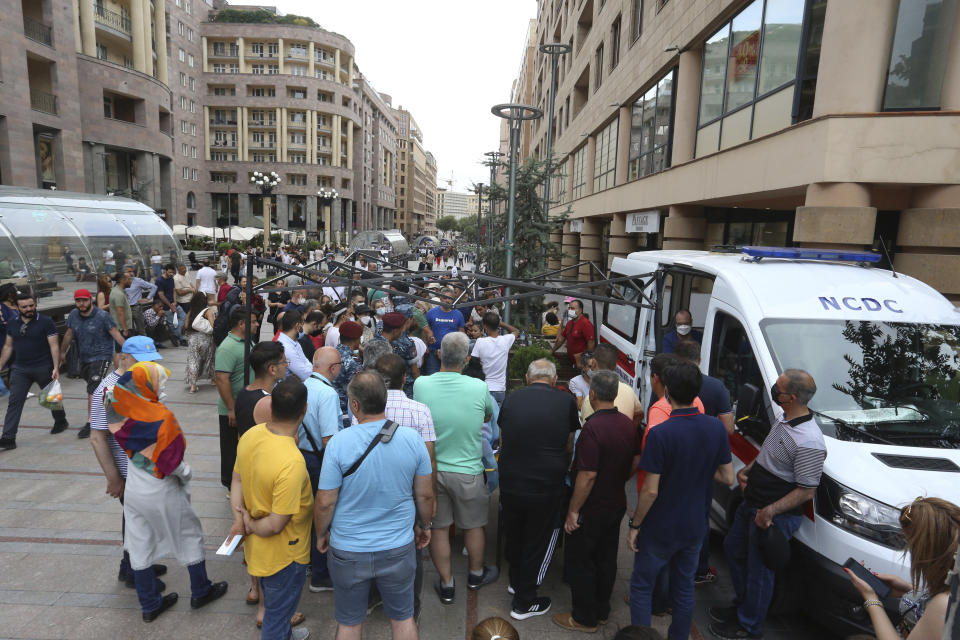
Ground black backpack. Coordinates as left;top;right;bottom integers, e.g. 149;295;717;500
213;287;242;346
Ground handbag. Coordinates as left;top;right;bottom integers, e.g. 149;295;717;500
191;307;214;334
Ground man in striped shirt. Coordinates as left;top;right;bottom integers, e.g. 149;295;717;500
88;343;167;592
710;369;826;640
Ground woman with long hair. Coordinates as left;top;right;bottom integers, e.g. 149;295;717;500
845;496;960;639
96;273;112;311
184;292;216;393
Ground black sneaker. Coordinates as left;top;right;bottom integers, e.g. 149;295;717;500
0;438;15;451
309;574;334;593
709;620;763;639
467;565;499;591
142;592;178;622
50;422;69;434
191;581;228;609
510;596;552;620
77;424;91;439
434;577;455;604
709;605;739;624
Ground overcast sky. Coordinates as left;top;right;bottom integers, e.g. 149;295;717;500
279;0;536;192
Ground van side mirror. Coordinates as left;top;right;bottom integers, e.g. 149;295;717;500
735;383;768;441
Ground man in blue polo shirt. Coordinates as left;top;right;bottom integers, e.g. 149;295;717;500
422;287;464;375
315;371;435;636
0;293;67;449
626;360;734;639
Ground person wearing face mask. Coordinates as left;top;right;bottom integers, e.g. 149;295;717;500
551;299;595;369
710;369;825;640
662;309;703;354
567;352;596;410
277;309;313;382
297;311;326;363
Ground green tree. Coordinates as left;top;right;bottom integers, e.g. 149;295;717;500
435;216;458;239
455;216;478;243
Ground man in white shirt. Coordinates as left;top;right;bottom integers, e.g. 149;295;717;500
276;309;313;381
103;248;116;273
173;264;195;313
195;259;217;295
471;311;519;407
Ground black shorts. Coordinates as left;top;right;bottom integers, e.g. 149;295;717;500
81;360;113;395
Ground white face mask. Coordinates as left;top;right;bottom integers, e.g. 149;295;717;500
361;316;373;326
567;308;577;319
676;324;692;336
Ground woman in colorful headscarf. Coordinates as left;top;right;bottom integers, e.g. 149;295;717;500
105;336;228;622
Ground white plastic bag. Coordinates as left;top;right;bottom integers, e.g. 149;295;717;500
39;379;63;411
171;310;179;328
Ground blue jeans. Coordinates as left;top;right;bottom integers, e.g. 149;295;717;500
164;306;186;342
629;528;700;640
723;502;803;635
301;449;329;580
152;263;163;280
328;542;416;625
134;560;211;613
490;390;506;407
421;350;440;376
260;561;307;640
2;365;67;441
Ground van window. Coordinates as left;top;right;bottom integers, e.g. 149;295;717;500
661;272;714;331
604;280;647;342
710;311;766;431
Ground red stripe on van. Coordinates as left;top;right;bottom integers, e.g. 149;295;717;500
729;431;759;465
599;336;636;377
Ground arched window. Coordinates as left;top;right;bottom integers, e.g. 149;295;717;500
186;191;196;209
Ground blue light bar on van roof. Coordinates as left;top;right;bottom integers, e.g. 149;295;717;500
742;246;882;263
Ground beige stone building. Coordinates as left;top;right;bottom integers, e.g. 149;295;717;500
508;0;960;299
394;107;438;238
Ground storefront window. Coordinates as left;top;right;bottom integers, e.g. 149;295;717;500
571;145;587;199
699;30;729;125
630;69;675;180
593;119;618;192
725;0;763;112
883;0;959;110
759;0;805;94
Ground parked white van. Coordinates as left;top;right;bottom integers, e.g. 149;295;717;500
600;246;960;635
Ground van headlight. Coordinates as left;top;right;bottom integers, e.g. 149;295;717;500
816;476;904;549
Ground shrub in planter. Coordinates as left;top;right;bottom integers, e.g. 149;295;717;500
507;345;557;380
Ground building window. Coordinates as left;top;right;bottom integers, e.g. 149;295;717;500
177;21;183;35
883;0;958;110
191;145;197;158
594;43;604;89
96;43;108;60
287;174;307;186
188;54;194;68
189;100;196;113
593;119;618;192
192;169;198;181
182;167;189;179
212;63;225;73
290;133;306;144
178;48;185;63
190;123;196;136
268;43;279;56
187;27;194;42
696;0;819;157
571;145;587;199
610;15;621;69
268;65;279;74
103;96;113;118
189;77;195;91
251;64;264;75
229;63;239;74
179;72;186;86
290;65;306;77
289;153;306;164
632;0;643;41
630;68;675;180
186;191;196;208
180;120;188;133
180;96;187;111
184;0;191;14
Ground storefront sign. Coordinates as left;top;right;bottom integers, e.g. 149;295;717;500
625;210;661;233
569;219;583;233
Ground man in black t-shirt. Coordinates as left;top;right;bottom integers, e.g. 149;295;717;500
234;341;287;437
554;371;642;633
498;358;578;621
0;294;68;449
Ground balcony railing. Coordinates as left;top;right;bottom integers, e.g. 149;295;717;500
247;50;278;58
209;48;239;58
94;4;131;36
211;140;237;148
248;119;277;127
30;90;58;115
209;119;237;126
23;17;53;47
249;143;276;149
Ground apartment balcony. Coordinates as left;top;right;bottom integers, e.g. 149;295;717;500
247;50;278;59
209;119;238;126
314;56;334;68
23;16;53;47
30;90;58;115
211;140;237;149
288;119;307;129
286;51;308;60
94;4;131;37
209;48;239;59
248;119;277;128
249;142;276;149
316;126;332;133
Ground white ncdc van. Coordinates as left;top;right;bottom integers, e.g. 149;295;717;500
600;247;960;635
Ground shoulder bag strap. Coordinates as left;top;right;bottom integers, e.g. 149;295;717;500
343;420;398;479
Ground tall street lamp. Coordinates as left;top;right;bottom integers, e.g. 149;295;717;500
483;150;503;247
317;188;339;248
251;170;280;251
491;103;543;324
538;42;572;219
473;182;484;249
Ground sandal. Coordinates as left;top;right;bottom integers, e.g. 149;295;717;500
257;612;305;628
246;588;259;605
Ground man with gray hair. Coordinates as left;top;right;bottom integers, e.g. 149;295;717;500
498;358;579;620
362;339;393;370
414;332;497;604
711;369;825;640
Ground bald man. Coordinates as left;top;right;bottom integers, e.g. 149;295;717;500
300;346;344;592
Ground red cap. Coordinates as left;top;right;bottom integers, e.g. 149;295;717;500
74;289;92;300
339;320;363;339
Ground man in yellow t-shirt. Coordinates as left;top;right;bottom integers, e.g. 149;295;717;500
580;344;643;426
231;378;313;640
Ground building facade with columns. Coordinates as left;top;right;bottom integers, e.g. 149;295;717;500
516;0;960;299
394;107;439;238
0;0;208;221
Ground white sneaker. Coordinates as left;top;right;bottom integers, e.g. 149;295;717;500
290;627;310;640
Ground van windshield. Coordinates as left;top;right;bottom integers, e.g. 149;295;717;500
761;320;960;448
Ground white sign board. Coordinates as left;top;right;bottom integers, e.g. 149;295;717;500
625;210;661;234
569;219;583;233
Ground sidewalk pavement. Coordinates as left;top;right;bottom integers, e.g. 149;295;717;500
0;340;682;640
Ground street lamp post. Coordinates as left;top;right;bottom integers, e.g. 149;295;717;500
251;170;280;251
226;180;232;247
474;182;484;249
483;151;504;248
491;103;543;324
538;43;572;219
317;188;339;248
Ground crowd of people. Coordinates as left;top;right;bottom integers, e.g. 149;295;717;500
0;253;957;640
